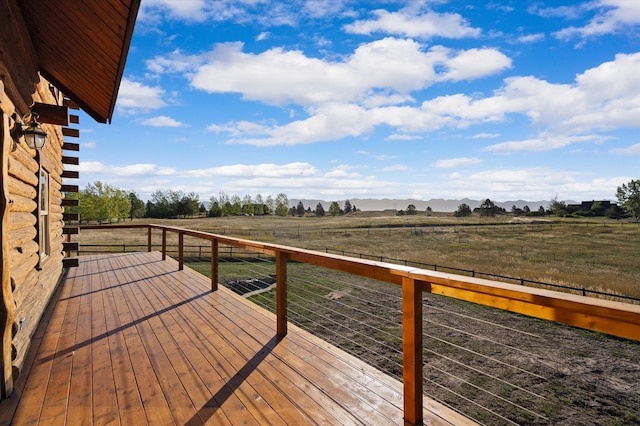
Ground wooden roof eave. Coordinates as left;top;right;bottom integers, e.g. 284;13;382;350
17;0;141;124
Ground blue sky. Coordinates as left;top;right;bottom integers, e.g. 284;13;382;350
75;0;640;204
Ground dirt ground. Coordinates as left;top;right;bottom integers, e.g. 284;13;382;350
244;270;640;426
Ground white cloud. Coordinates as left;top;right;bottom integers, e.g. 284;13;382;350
324;168;361;178
174;39;510;107
443;167;621;200
141;116;185;127
434;157;482;169
554;0;640;40
344;7;481;39
79;161;177;176
82;141;96;149
381;164;410;172
472;133;500;139
185;162;317;178
256;31;270;41
611;143;640;155
517;33;545;43
116;79;167;114
484;134;606;154
201;51;640;148
388;134;422;141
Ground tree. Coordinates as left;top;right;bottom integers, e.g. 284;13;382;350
548;196;567;217
128;192;145;220
511;205;524;217
78;181;129;223
242;195;254;215
295;201;305;216
230;195;242;216
479;199;497;217
454;203;472;217
426;206;432;216
617;179;640;221
275;193;289;216
265;195;275;215
406;204;417;215
254;194;265;215
344;200;352;214
209;198;222;217
329;201;341;216
315;203;325;217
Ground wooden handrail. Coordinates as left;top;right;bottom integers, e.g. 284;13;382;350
80;223;640;426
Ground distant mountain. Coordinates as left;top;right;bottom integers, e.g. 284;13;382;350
289;198;566;212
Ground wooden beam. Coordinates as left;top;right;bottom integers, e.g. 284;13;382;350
62;142;79;151
30;102;68;126
63;98;79;110
63;242;79;252
61;170;79;179
69;114;79;124
402;277;423;426
162;229;167;260
62;226;79;235
61;184;79;193
178;232;184;270
61;199;79;207
62;156;79;165
62;258;79;268
62;128;79;138
276;252;288;337
211;240;218;292
62;212;79;221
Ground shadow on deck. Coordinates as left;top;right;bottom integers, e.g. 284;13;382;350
0;252;472;425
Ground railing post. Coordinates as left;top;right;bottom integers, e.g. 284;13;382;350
276;251;288;337
162;229;167;260
402;277;423;425
211;240;218;292
178;231;184;270
147;226;152;252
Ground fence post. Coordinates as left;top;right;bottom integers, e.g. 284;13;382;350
276;251;288;337
147;226;152;252
162;229;167;260
211;239;218;292
178;232;184;270
402;277;423;425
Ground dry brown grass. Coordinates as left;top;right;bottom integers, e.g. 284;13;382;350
76;213;640;299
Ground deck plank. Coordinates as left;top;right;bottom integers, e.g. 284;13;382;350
1;252;475;426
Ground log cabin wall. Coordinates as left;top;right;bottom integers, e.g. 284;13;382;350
1;0;139;399
1;75;68;396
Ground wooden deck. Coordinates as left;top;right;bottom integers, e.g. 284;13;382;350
0;252;471;425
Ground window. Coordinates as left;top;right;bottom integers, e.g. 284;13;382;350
39;169;50;260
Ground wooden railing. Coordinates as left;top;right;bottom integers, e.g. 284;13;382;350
81;224;640;425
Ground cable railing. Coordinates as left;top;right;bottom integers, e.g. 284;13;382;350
77;224;640;425
77;241;640;304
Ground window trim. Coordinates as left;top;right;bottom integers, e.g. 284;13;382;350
38;167;50;264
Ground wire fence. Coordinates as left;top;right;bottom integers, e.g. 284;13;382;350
78;243;640;305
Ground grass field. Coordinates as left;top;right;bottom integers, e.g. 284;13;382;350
77;212;640;299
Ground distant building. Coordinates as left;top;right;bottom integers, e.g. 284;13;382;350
566;200;617;216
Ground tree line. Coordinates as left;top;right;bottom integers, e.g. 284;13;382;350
66;179;640;223
451;179;640;221
67;181;360;222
